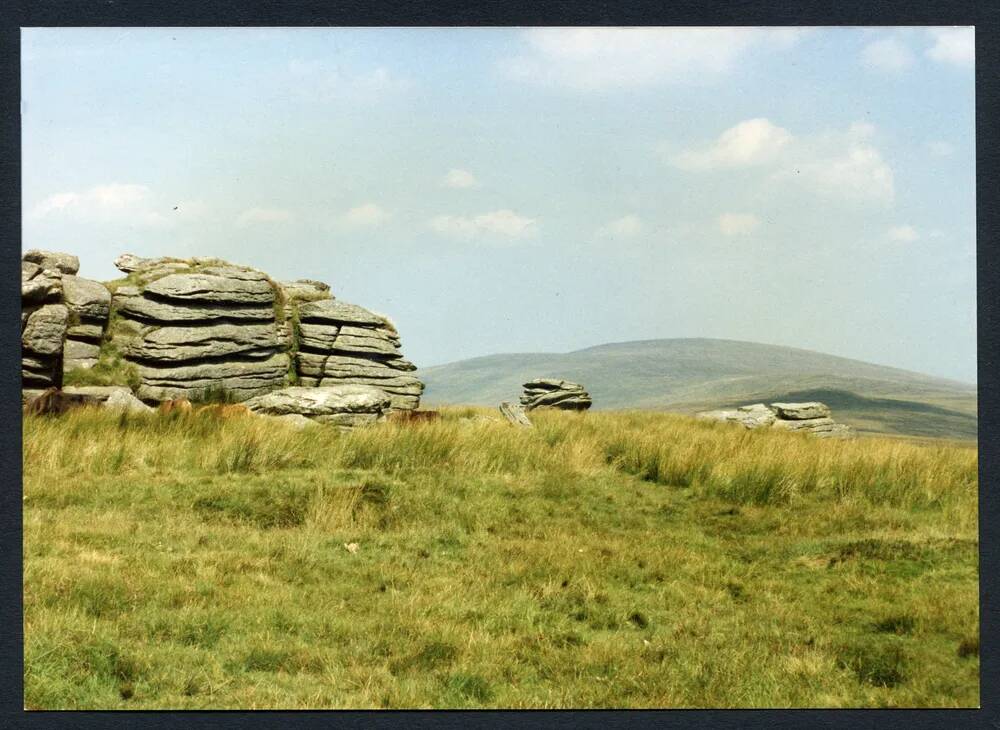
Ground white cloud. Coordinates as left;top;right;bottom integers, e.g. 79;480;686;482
927;140;955;157
597;214;643;238
28;183;169;227
287;60;407;101
500;27;807;91
860;37;914;72
718;213;761;236
888;225;920;242
236;207;292;226
429;209;536;240
341;203;387;228
926;28;974;67
671;118;793;170
672;118;895;204
443;168;479;189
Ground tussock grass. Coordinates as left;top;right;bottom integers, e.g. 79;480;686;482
23;407;978;708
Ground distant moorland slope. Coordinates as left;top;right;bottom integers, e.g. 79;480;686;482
419;339;977;440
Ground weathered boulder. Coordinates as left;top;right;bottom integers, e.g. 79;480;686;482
114;286;275;323
22;304;68;357
298;299;387;327
23;249;79;275
21;262;63;303
104;388;154;414
280;279;331;303
124;323;281;362
770;402;831;420
520;378;592;411
244;385;391;429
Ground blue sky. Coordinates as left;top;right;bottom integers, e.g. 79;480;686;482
21;27;976;382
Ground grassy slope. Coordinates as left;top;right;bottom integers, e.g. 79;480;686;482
418;339;978;440
23;408;978;709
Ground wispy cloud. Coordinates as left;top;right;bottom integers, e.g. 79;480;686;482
925;28;974;67
443;168;479;189
860;37;914;72
28;183;170;227
671;118;895;204
596;214;643;238
236;207;292;226
500;27;807;91
718;213;761;236
341;203;387;228
887;225;920;242
287;59;408;102
429;209;536;240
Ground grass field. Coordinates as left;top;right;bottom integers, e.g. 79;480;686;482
23;407;979;709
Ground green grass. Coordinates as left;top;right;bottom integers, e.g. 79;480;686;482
23;407;979;709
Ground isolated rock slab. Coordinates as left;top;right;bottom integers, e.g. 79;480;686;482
243;385;391;418
23;249;79;275
104;389;154;414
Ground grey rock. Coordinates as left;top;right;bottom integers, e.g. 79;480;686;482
22;304;68;356
125;323;280;362
521;378;592;411
243;385;391;421
296;322;341;350
296;352;416;377
771;417;835;432
770;402;832;420
21;262;64;303
298;299;386;326
114;288;275;323
63;339;101;361
144;270;275;304
262;412;317;429
62;275;111;321
133;352;290;402
63;386;133;402
104;389;154;414
67;323;104;341
499;401;533;427
23;249;79;275
280;279;332;303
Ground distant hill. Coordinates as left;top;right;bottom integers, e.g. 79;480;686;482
418;338;978;441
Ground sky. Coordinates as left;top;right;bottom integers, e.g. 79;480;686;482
21;27;976;382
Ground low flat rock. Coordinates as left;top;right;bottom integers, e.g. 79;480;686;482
125;323;280;362
23;249;79;275
62;275;111;321
243;385;391;418
144;270;275;304
63;386;133;402
770;402;832;420
114;288;275;323
771;417;836;431
736;403;777;427
297;299;386;326
104;389;154;414
22;304;69;356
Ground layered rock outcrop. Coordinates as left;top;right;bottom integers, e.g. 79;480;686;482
520;379;592;411
697;401;853;439
21;250;423;418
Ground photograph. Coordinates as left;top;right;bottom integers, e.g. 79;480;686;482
20;25;978;709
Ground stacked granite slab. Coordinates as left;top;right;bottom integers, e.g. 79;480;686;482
21;250;76;389
697;401;853;439
292;297;424;411
62;273;112;372
111;255;290;402
520;379;593;411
